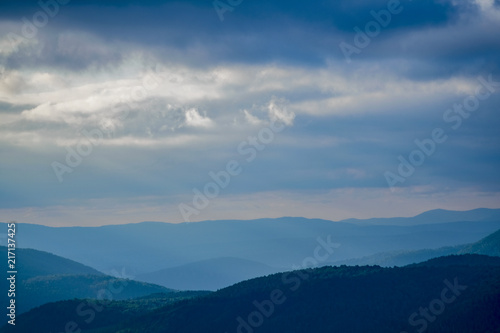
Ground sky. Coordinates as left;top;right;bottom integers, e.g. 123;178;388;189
0;0;499;226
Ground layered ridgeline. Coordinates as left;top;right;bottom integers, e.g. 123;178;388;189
0;246;102;278
2;208;500;291
0;247;175;314
136;257;281;291
333;228;500;267
458;227;500;256
3;254;500;333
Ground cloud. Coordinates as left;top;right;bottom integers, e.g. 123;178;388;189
1;0;499;226
0;0;482;71
3;186;500;226
243;110;264;126
184;108;214;128
267;97;295;126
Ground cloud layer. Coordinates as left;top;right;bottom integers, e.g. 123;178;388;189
1;0;499;225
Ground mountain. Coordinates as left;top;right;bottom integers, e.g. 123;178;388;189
332;245;466;267
13;274;174;314
341;208;500;226
3;209;500;278
459;228;500;256
333;227;500;267
0;247;174;314
411;208;500;224
0;246;103;278
5;254;500;333
0;291;211;333
136;257;281;290
410;254;500;267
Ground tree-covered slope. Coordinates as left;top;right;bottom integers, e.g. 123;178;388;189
5;255;500;333
459;228;500;256
0;247;175;314
3;274;175;315
120;257;500;333
0;291;210;333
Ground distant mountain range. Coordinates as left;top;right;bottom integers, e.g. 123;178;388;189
136;257;281;290
342;208;500;225
136;227;500;290
1;209;499;330
3;209;500;272
4;254;500;333
333;228;500;267
2;208;500;291
3;225;499;313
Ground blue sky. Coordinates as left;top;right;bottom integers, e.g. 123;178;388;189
1;0;499;226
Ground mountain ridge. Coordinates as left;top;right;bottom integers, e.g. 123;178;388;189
136;257;281;291
3;210;499;281
4;254;500;333
4;208;500;228
0;247;175;314
333;227;500;267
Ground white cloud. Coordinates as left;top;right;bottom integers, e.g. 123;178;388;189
0;57;484;151
243;110;264;126
475;0;496;12
267;97;295;126
0;21;39;56
290;76;479;117
0;28;492;154
184;108;214;128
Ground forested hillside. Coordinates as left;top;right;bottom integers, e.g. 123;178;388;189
4;255;499;333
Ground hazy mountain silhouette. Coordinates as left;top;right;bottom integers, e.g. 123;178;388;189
341;208;500;225
459;227;500;256
0;246;103;278
333;227;500;267
332;245;466;267
3;209;500;281
0;246;174;314
136;257;281;290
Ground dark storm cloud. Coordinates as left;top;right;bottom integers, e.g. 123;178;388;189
0;0;487;71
